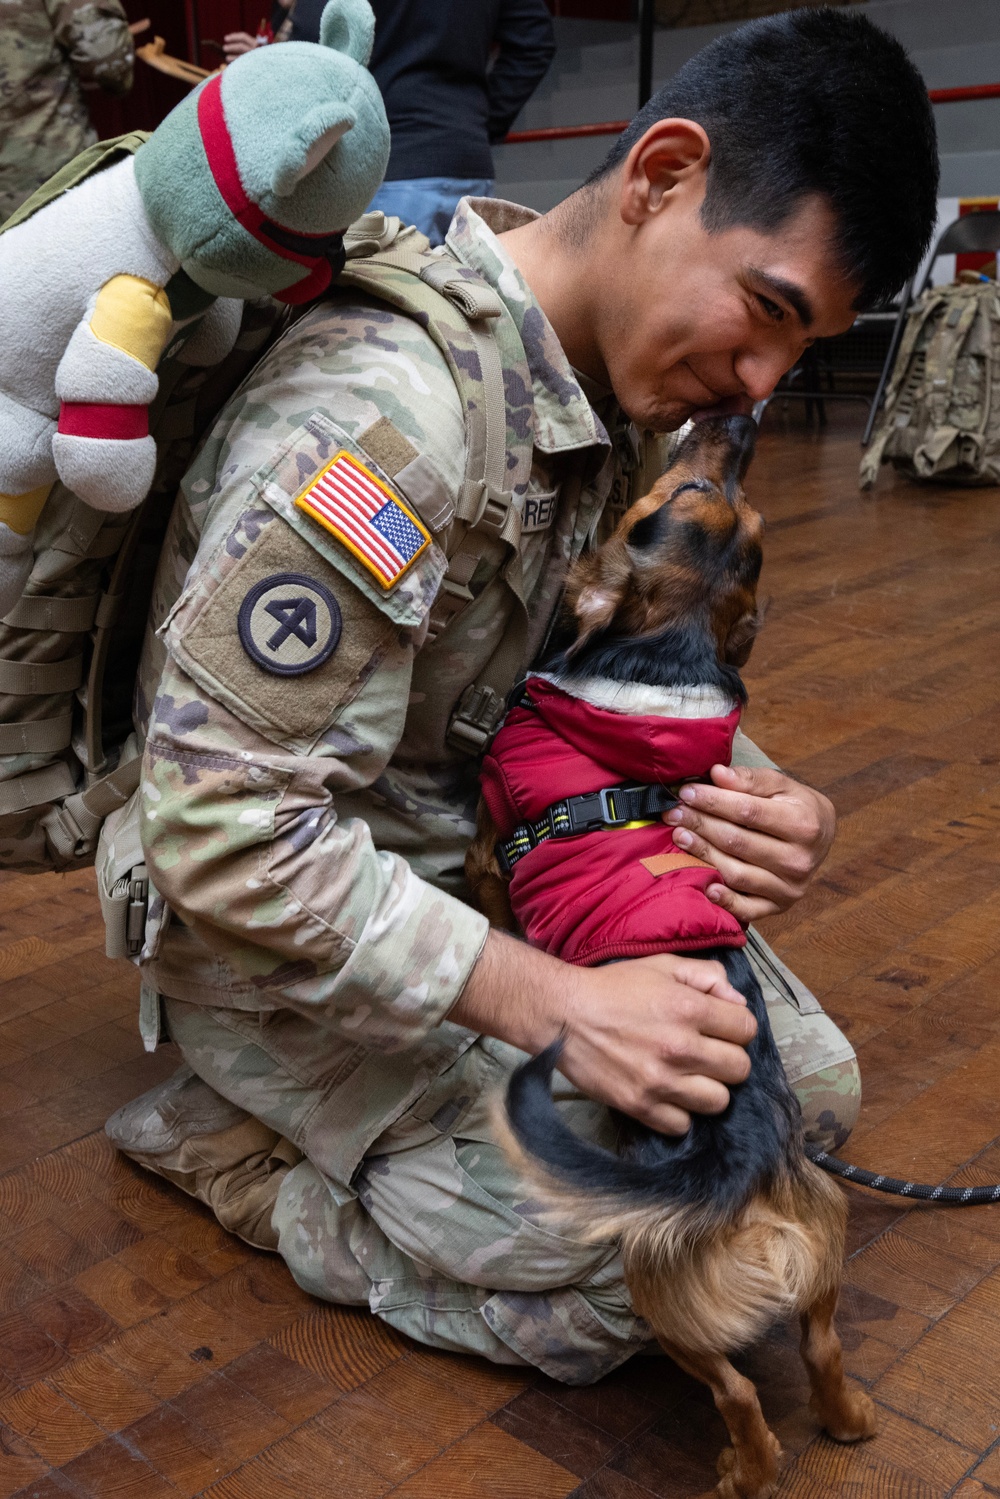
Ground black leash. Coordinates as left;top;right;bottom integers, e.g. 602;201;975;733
740;933;1000;1207
806;1148;1000;1204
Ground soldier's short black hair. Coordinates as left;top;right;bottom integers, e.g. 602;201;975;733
590;7;939;309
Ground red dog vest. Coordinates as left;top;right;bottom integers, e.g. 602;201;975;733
479;674;746;966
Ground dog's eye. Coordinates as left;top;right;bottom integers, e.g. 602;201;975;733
671;480;713;499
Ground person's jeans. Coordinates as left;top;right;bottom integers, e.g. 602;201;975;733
368;177;494;247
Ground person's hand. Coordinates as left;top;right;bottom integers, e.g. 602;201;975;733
556;953;757;1134
223;31;259;61
663;763;835;925
450;935;757;1136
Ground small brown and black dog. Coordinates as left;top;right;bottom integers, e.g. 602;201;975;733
466;416;875;1499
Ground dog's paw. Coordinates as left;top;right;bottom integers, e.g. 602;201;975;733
819;1386;878;1443
714;1432;783;1499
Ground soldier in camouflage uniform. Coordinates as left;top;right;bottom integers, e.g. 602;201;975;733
108;11;938;1382
0;0;133;223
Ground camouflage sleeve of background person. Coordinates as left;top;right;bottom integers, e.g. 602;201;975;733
140;295;491;1054
48;0;134;95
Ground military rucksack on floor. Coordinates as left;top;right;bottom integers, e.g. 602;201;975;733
0;163;535;936
861;277;1000;489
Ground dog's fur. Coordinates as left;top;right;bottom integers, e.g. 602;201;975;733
466;415;875;1499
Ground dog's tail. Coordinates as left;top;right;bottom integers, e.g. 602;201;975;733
503;1038;777;1234
623;1163;846;1355
501;1040;846;1355
503;1041;715;1220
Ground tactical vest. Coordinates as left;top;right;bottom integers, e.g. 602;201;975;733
1;139;667;981
0;144;568;951
861;276;1000;489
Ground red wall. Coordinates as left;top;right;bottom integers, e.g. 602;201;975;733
88;0;280;135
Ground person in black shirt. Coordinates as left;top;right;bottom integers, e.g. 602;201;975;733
261;0;556;245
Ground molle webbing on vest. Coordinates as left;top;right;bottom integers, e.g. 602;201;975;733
339;217;535;753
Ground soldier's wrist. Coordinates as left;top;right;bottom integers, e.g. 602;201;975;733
449;929;572;1053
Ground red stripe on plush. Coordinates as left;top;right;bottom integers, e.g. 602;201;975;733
197;74;256;225
58;403;149;440
275;260;333;305
196;73;322;284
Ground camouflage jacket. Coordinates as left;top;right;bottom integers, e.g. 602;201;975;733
0;0;134;223
137;198;770;1166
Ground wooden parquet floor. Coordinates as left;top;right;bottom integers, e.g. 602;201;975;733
3;407;1000;1498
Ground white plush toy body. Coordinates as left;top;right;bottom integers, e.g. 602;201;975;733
0;0;389;617
0;156;241;521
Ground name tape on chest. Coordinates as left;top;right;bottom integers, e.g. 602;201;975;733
238;572;342;676
295;449;431;590
520;489;557;534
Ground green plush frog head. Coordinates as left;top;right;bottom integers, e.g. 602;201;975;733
135;0;389;303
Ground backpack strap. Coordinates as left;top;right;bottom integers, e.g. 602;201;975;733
0;131;151;237
922;289;982;428
338;217;535;753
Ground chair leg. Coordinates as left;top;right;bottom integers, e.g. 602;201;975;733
863;279;912;447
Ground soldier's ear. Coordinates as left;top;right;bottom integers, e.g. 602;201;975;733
270;103;356;197
319;0;375;67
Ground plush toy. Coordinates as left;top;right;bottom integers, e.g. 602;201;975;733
0;0;390;617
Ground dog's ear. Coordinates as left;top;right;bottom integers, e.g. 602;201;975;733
574;585;618;637
559;583;619;664
723;607;763;667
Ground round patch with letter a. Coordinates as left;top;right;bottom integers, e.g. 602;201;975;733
238;572;342;676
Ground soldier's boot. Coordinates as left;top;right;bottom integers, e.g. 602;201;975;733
105;1066;303;1250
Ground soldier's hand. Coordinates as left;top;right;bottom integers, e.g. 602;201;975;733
557;953;756;1134
450;935;757;1136
663;764;835;925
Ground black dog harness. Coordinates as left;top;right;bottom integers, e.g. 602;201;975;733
496;781;688;874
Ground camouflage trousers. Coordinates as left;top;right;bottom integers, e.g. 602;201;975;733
162;929;859;1386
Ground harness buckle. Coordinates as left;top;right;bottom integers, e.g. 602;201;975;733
562;787;630;835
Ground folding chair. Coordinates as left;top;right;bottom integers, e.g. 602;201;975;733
862;209;1000;446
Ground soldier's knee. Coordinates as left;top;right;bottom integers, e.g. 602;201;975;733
795;1057;862;1152
272;1161;371;1306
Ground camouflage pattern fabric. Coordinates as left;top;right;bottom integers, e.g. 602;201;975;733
860;279;1000;489
163;936;858;1384
0;0;133;223
133;198;858;1378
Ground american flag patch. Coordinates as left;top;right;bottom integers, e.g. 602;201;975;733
294;449;430;589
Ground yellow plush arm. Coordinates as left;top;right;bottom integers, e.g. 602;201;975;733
0;484;52;535
90;275;172;370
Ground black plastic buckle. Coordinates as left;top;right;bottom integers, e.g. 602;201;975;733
564;787;630;835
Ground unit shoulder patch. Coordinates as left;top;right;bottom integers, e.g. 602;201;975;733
237;572;342;677
294;449;431;591
168;510;396;745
